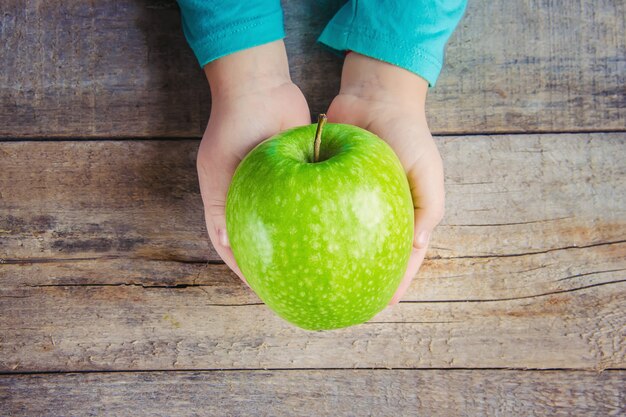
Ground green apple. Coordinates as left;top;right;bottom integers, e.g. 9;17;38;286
226;116;414;330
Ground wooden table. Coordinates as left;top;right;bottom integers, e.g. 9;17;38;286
1;1;624;415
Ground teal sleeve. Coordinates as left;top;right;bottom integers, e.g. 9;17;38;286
318;0;467;86
176;0;285;67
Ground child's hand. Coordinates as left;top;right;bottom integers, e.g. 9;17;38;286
197;41;310;286
327;52;445;305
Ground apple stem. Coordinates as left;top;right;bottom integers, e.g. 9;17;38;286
314;113;327;163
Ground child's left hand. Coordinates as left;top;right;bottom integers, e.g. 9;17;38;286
326;52;445;305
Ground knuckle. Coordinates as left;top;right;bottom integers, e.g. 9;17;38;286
431;203;445;225
204;199;226;219
434;208;445;224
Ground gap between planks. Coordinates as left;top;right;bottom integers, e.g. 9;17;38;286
3;367;625;377
0;129;625;142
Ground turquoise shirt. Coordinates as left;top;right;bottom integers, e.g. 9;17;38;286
177;0;467;86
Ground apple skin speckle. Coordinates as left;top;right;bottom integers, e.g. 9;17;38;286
226;123;414;331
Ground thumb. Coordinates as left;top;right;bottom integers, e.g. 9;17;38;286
407;143;445;249
388;146;444;306
203;207;251;289
196;142;251;288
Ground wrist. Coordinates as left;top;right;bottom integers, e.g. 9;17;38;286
339;52;428;109
204;40;292;101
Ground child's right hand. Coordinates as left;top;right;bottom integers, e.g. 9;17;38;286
197;40;310;286
326;52;445;306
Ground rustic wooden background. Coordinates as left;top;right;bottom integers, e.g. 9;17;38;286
1;0;625;415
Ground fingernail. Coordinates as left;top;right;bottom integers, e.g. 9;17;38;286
415;230;431;248
217;228;229;247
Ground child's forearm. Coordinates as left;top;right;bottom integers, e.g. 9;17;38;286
339;52;428;108
204;40;292;102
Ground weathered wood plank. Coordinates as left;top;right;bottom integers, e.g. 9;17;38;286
0;140;217;261
1;134;624;262
437;0;626;134
0;134;624;372
0;0;624;138
1;370;625;417
1;276;624;371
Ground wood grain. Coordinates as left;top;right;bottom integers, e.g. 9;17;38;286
1;135;624;263
435;0;626;134
1;134;624;372
1;275;624;371
2;0;624;411
0;0;624;138
2;370;625;417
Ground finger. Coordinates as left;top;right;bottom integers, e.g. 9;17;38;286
388;245;428;305
203;209;251;289
196;142;251;288
407;141;445;249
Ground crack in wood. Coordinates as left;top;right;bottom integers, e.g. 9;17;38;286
404;279;626;304
365;321;462;325
555;268;626;282
444;216;574;227
25;282;211;289
0;256;223;265
1;367;625;376
438;239;626;260
2;239;624;266
15;278;626;306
